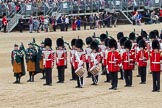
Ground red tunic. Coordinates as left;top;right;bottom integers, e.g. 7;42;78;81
73;51;86;70
150;51;162;72
107;51;121;72
88;52;101;69
122;51;135;70
136;50;148;67
56;49;67;66
43;49;55;68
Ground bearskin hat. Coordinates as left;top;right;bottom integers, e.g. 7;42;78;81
154;30;159;38
129;32;136;40
86;37;93;45
100;33;107;41
44;38;52;47
56;38;64;47
152;39;160;49
149;31;156;39
124;40;132;50
141;31;147;39
75;39;83;48
104;38;110;47
120;37;127;46
109;38;117;49
139;39;146;48
136;36;143;45
90;41;98;50
117;32;124;40
71;39;76;46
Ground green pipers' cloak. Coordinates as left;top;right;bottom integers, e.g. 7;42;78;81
35;47;42;73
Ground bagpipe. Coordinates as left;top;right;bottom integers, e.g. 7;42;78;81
12;50;23;64
20;38;37;62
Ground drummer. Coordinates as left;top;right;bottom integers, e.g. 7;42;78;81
73;39;86;88
88;41;101;85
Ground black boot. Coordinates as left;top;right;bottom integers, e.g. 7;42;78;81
18;76;21;83
13;75;19;84
27;72;32;82
31;74;34;82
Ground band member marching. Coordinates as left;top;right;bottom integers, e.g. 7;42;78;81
56;38;67;83
103;38;110;83
129;32;137;70
149;31;157;74
149;31;157;50
122;40;135;87
43;38;55;86
26;42;37;82
11;44;25;84
73;39;86;88
136;36;143;77
89;41;101;85
85;37;93;78
99;33;107;75
107;39;121;90
150;40;162;92
70;39;77;81
119;37;127;80
136;39;149;84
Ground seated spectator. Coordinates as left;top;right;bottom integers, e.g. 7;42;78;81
151;10;159;24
